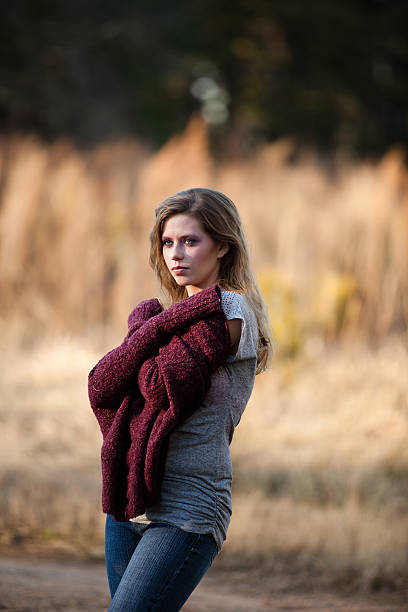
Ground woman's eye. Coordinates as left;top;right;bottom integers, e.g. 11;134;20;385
184;238;196;245
162;239;172;246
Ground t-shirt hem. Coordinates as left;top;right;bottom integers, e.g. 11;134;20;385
129;516;223;551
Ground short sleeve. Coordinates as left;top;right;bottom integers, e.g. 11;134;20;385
221;291;258;363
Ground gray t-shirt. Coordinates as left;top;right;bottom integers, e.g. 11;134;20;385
130;290;258;551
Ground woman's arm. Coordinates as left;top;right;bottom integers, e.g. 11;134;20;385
136;313;231;507
88;298;161;415
88;284;225;415
138;315;230;411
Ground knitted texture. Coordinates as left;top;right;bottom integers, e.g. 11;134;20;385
88;284;231;521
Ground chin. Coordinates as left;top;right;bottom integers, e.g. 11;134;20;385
172;277;189;287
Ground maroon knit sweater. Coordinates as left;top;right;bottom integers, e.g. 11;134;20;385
88;284;231;521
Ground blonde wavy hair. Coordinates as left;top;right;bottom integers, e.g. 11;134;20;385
149;188;273;373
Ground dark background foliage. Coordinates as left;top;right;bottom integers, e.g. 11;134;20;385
1;0;407;156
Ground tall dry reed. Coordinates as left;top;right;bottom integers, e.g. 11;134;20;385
0;120;407;351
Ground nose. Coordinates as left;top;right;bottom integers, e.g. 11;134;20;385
171;241;184;261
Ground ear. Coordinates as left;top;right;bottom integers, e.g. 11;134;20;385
217;242;230;259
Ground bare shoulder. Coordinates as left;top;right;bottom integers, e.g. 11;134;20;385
227;318;242;354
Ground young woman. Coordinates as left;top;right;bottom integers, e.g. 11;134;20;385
88;187;272;611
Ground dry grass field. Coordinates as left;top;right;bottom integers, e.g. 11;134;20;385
1;331;407;596
0;120;407;599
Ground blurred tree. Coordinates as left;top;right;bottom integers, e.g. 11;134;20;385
0;0;407;156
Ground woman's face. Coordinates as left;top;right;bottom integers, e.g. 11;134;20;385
162;213;228;296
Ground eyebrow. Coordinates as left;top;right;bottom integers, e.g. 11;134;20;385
161;234;201;241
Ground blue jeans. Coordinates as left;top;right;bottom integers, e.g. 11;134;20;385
105;514;218;611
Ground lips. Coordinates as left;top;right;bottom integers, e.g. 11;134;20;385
172;266;188;271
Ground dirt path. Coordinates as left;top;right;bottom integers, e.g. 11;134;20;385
0;556;404;611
